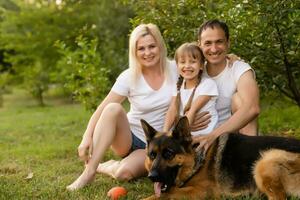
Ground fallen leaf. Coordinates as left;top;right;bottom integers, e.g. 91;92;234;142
24;172;34;180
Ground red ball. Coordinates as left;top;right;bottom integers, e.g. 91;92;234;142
107;186;127;200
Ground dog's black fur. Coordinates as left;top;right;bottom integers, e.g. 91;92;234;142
141;117;300;200
218;133;300;191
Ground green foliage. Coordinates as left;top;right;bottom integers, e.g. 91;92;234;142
218;0;300;106
52;0;133;110
55;36;111;111
0;1;67;105
127;0;300;106
0;0;133;108
127;0;208;56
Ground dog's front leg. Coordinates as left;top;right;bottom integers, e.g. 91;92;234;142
141;194;159;200
163;186;217;200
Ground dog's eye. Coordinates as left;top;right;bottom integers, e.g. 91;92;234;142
149;151;157;160
162;148;175;160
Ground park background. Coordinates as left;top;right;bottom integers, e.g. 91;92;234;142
0;0;299;199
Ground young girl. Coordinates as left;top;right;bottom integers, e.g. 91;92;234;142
164;42;218;136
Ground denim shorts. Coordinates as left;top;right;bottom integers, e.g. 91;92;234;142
130;132;146;152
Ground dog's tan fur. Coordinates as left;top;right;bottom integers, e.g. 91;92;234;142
254;149;300;200
141;117;300;200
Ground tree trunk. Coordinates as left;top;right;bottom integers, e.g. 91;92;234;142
35;88;45;107
0;92;3;107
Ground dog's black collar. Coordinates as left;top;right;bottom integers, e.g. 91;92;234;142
178;150;205;188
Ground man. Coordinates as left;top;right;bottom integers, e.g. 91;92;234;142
194;19;260;151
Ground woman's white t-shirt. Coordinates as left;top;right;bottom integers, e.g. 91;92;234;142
111;61;177;143
203;60;254;127
173;76;218;136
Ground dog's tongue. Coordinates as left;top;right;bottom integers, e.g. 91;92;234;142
154;182;162;197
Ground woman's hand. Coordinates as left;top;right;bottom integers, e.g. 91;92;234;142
226;54;243;67
77;138;92;164
190;111;211;131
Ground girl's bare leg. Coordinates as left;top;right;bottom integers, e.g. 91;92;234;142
97;149;147;180
66;103;132;191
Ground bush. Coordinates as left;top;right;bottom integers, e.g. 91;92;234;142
56;36;111;110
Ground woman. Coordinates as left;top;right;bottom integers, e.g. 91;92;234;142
66;23;179;190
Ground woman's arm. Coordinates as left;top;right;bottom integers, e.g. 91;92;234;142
163;97;177;132
227;54;242;66
78;91;126;162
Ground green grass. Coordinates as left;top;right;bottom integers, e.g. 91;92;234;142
0;89;152;200
0;88;299;199
259;95;300;137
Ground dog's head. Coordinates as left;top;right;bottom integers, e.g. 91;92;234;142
141;117;196;195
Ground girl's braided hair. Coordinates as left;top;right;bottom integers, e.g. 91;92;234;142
174;42;205;124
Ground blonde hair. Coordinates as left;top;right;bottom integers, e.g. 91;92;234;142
174;42;205;123
129;23;171;85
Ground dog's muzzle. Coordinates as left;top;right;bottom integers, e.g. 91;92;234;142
148;170;161;182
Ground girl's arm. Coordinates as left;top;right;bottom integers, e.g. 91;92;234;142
163;96;177;132
185;95;211;126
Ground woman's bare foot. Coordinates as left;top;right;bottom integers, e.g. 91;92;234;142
66;168;96;191
97;159;120;178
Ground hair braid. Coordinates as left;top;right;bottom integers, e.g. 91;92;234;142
175;75;184;124
183;70;202;114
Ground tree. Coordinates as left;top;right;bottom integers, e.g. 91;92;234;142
0;0;68;105
223;1;300;106
55;36;111;111
54;0;133;110
126;0;300;106
0;0;133;107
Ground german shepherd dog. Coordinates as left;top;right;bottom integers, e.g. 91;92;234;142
141;117;300;200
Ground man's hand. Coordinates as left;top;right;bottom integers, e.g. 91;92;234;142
192;133;218;154
190;111;211;131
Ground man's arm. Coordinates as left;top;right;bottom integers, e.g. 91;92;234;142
214;70;260;135
193;70;260;151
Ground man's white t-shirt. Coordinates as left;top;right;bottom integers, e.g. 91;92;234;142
111;61;177;143
173;76;218;136
203;60;254;127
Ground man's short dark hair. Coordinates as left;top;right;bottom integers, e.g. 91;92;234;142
198;19;229;41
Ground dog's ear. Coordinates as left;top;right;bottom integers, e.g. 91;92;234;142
141;119;157;142
172;116;192;143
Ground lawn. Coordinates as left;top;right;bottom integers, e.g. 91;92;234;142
0;88;299;200
0;89;152;200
